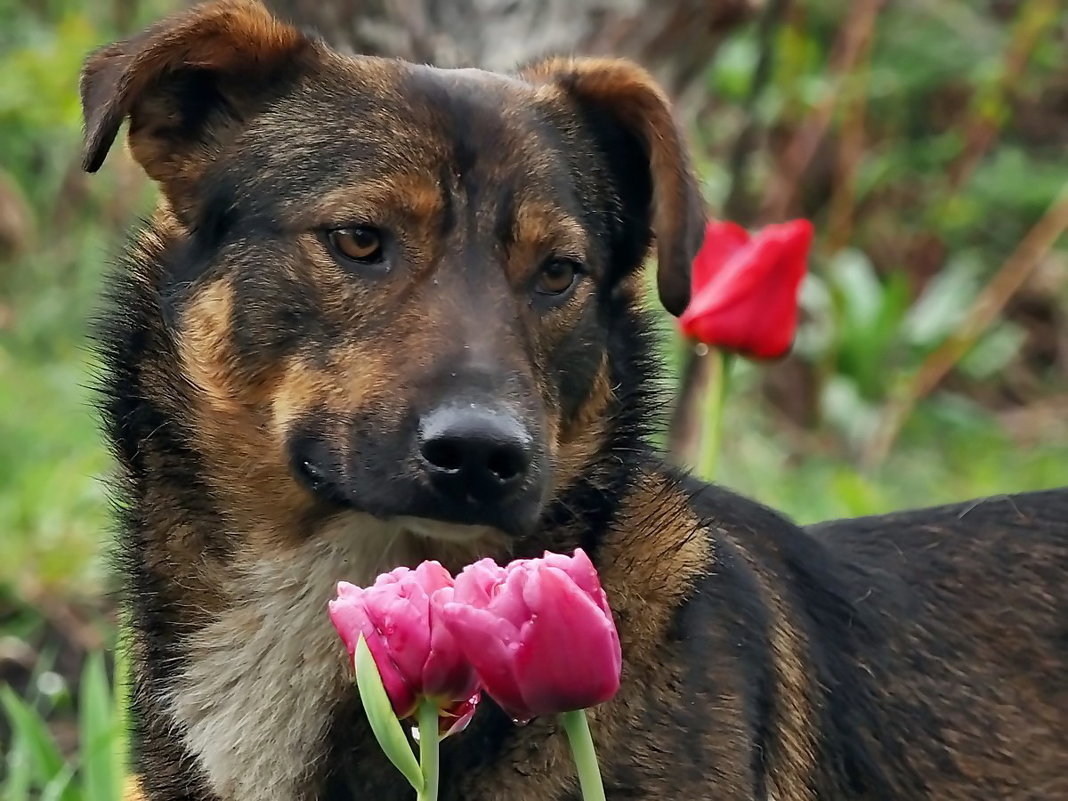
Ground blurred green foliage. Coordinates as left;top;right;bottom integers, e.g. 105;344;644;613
2;652;126;800
701;0;1067;459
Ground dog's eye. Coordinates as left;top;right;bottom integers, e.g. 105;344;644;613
535;259;581;297
326;227;384;265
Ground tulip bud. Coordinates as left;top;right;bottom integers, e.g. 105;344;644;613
436;549;621;722
328;561;478;720
679;219;813;359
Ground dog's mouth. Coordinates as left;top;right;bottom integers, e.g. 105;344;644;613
392;515;500;544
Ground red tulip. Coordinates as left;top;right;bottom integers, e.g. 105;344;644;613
435;549;621;722
679;219;813;359
328;561;479;722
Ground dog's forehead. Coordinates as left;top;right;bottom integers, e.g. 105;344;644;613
339;57;544;119
337;57;557;159
240;54;583;217
407;63;534;100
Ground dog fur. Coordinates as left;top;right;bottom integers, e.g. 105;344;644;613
81;2;1067;799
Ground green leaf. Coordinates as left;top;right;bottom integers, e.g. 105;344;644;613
80;651;119;801
0;685;66;787
113;630;133;787
959;322;1026;379
902;255;980;347
829;249;883;330
40;763;77;801
3;739;33;801
355;635;424;793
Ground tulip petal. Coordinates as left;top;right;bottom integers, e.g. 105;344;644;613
329;591;413;714
450;558;506;607
423;592;478;701
680;218;812;359
330;563;477;720
691;220;751;291
413;561;454;595
364;627;418;717
335;580;364;600
365;588;430;692
684;240;777;318
515;567;621;715
439;602;528;720
328;586;369;655
541;549;613;618
490;561;536;625
439;692;480;738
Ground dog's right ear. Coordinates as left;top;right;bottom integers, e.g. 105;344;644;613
522;58;706;317
81;0;313;202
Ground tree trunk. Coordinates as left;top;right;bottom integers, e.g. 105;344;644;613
268;0;756;107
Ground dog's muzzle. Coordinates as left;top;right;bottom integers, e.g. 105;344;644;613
290;398;547;538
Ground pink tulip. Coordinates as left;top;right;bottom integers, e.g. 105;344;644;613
438;692;479;737
328;561;478;721
436;549;621;722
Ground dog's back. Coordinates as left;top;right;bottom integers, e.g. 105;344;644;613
808;490;1068;798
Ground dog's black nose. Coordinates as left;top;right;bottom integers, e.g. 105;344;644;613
419;405;533;502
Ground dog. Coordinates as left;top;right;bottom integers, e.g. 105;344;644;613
81;2;1067;799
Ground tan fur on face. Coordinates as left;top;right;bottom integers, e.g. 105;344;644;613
175;280;310;544
550;357;614;494
267;348;396;441
303;175;448;270
179;279;244;413
176;274;413;551
508;200;589;280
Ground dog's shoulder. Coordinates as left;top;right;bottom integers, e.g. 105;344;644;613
641;469;924;800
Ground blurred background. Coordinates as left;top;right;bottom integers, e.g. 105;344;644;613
1;0;1065;796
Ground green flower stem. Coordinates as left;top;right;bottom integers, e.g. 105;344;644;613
697;349;735;481
561;709;607;801
417;700;440;801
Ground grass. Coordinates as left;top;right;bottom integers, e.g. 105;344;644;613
1;652;127;801
724;396;1068;523
1;223;115;601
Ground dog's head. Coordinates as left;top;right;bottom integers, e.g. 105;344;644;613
84;0;704;551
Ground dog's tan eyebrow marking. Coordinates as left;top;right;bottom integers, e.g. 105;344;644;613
298;174;446;228
511;199;588;262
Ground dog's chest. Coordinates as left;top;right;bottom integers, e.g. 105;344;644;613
167;526;405;801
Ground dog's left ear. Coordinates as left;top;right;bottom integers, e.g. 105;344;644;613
524;58;706;317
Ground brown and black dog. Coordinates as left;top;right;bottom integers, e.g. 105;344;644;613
81;2;1067;799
